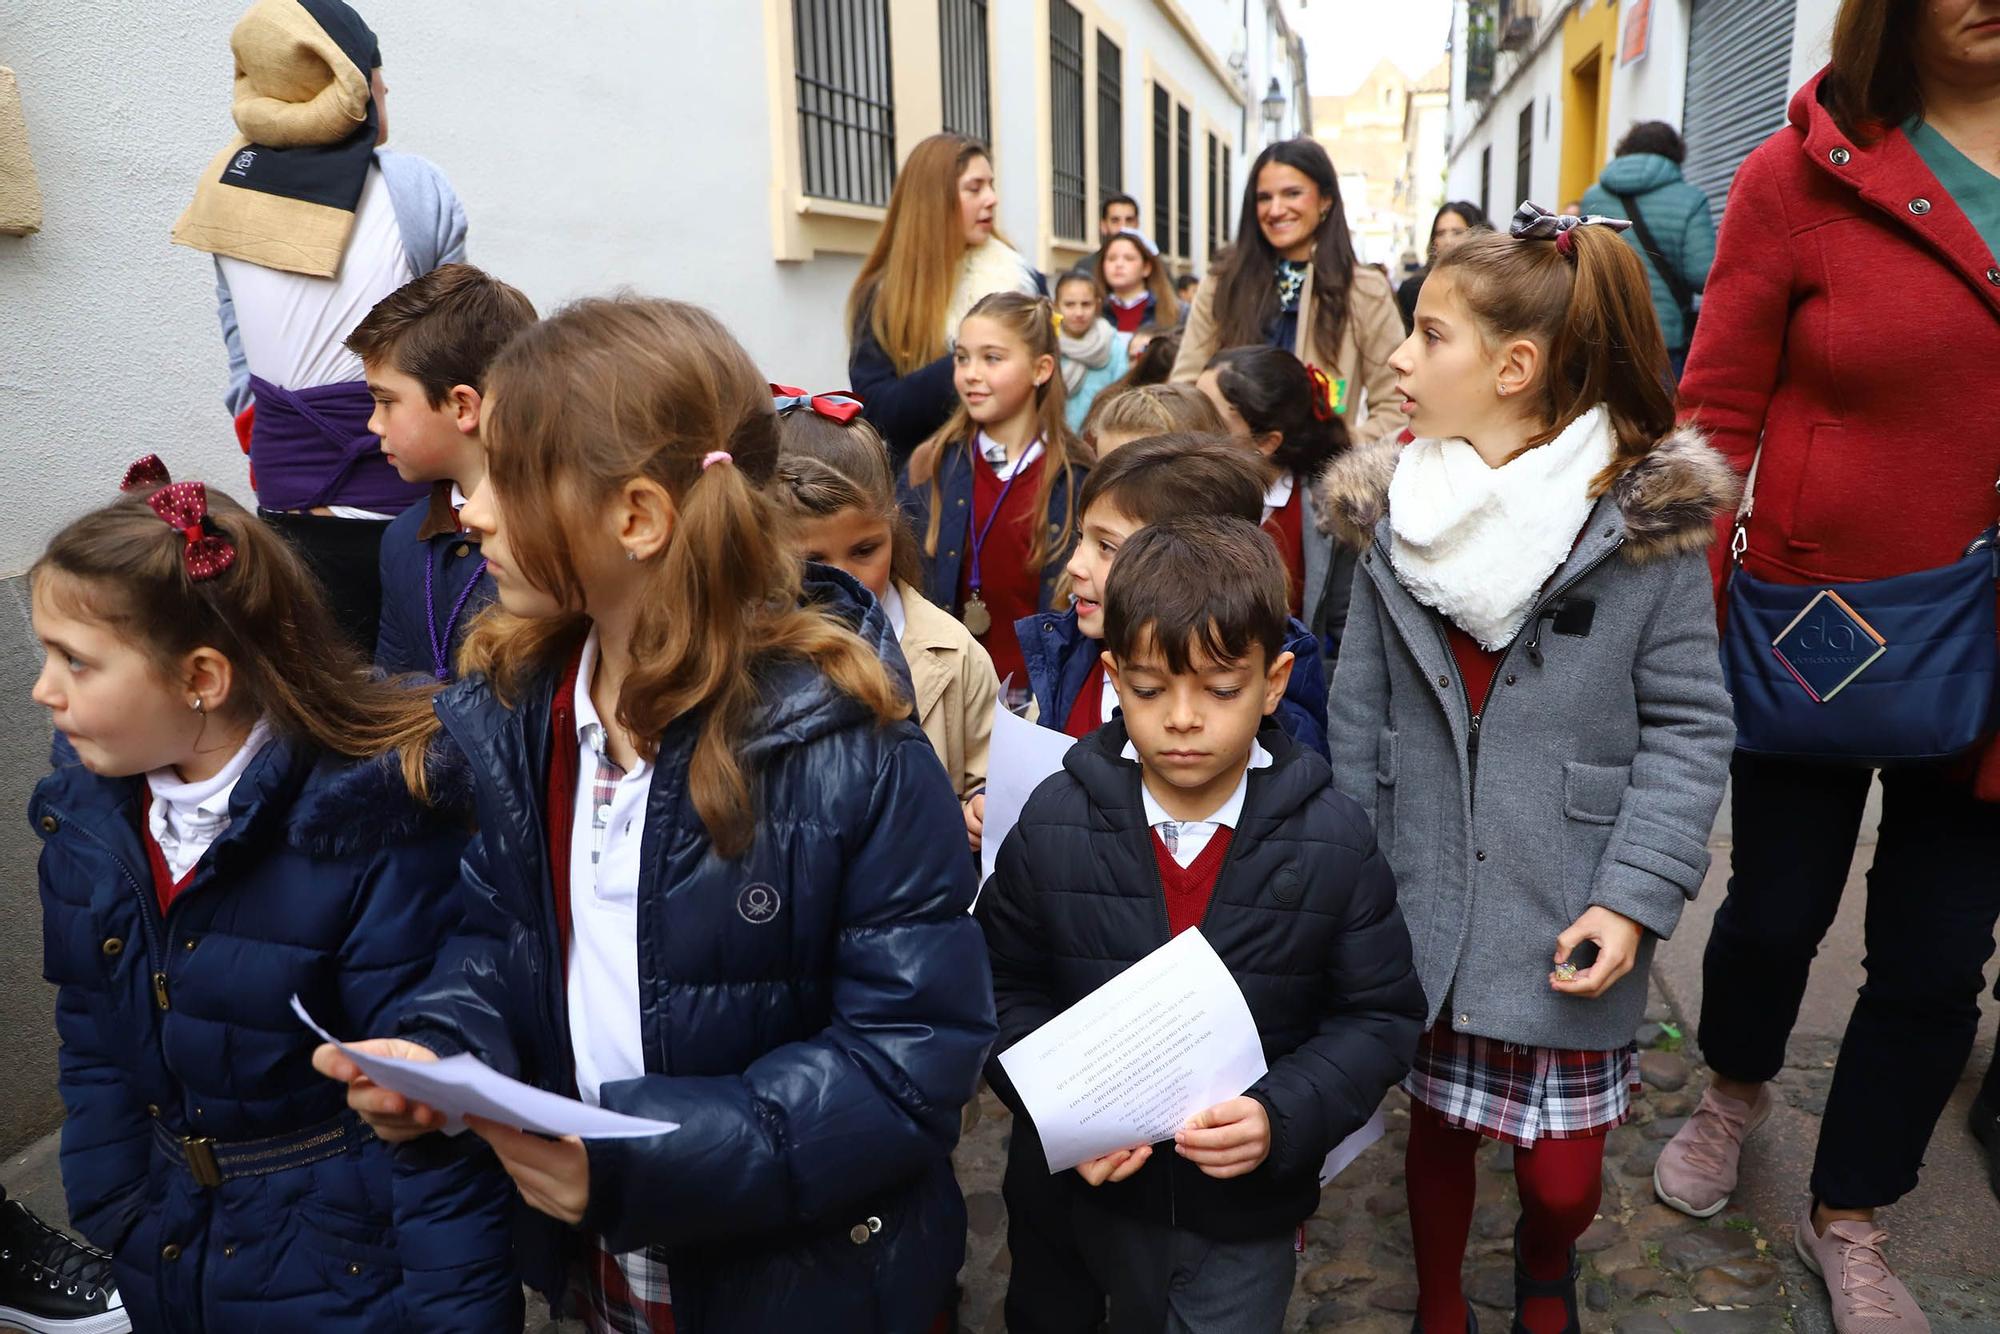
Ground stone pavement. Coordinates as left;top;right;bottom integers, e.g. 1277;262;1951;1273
7;785;1997;1334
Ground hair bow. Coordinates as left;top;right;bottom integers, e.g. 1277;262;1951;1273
146;482;236;581
770;385;864;425
1306;365;1336;422
1509;201;1632;257
120;454;172;492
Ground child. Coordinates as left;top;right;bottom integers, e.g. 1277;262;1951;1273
314;297;996;1333
1175;271;1202;313
347;262;537;680
769;388;999;852
29;460;518;1331
1318;215;1737;1334
1096;229;1179;333
1054;270;1132;432
979;514;1425;1334
1081;382;1226;458
1197;346;1354;661
1018;434;1330;755
1118;327;1181;390
901;290;1088;706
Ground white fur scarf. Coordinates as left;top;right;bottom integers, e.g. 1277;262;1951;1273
1388;405;1615;650
943;238;1040;347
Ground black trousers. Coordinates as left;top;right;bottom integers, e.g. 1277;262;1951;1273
1698;751;2000;1208
259;510;390;658
1001;1121;1105;1334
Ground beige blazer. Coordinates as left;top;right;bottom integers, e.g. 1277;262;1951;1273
898;581;995;801
1171;261;1410;446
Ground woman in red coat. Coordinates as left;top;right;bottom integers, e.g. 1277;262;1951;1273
1654;3;2000;1329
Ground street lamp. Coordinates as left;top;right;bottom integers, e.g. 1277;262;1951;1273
1261;77;1287;142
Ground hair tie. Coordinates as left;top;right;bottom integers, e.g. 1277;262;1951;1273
701;451;733;472
146;481;236;581
1306;366;1336;422
121;454;171;492
1508;201;1632;262
770;384;864;424
1051;308;1065;334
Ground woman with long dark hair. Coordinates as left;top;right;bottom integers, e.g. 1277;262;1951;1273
1395;200;1488;330
1171;137;1407;446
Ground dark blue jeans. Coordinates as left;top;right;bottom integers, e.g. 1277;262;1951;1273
1698;751;2000;1208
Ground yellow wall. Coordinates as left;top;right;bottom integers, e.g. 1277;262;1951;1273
1559;0;1619;206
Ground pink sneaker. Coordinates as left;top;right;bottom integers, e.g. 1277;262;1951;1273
1794;1203;1931;1333
1652;1082;1772;1217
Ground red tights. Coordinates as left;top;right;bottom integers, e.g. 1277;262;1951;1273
1404;1101;1604;1334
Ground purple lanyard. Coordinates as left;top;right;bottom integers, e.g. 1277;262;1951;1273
967;449;1035;595
424;548;490;681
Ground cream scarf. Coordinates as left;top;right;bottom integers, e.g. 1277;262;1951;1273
1387;405;1615;650
1058;318;1116;392
943;238;1039;346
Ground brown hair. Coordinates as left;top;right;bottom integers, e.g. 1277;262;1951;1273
1054;269;1104;306
1077;433;1265;527
32;483;438;794
769;409;923;592
1082;381;1225;444
907;290;1086;571
1825;0;1922;142
847;133;991;375
344;263;539;406
1205;345;1351;479
1211;139;1359;362
460;297;907;858
1432;227;1675;490
1095;232;1180;316
1103;515;1288;675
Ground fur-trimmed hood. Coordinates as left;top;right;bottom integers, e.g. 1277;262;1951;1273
1314;422;1741;564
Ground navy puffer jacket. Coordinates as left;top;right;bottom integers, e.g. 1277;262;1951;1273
397;567;997;1334
32;737;520;1333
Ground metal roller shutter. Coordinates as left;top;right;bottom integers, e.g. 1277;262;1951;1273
1680;0;1796;216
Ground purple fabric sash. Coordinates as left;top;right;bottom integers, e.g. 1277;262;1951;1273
246;375;427;512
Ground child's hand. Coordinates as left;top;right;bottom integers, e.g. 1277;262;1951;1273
1551;906;1644;997
964;793;987;852
465;1116;591;1224
1075;1144;1152;1187
1175;1097;1271;1178
311;1039;446;1142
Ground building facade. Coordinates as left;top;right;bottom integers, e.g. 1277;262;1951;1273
0;0;1310;1157
1395;60;1453;273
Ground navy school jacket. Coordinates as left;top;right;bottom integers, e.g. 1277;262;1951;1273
394;567;997;1333
896;440;1087;629
31;735;520;1333
1016;605;1333;757
374;484;496;681
976;720;1425;1240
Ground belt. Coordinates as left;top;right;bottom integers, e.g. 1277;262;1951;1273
151;1111;359;1189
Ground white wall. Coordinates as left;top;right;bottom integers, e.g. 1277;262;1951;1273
1606;0;1692;147
1446;39;1564;216
1788;0;1839;94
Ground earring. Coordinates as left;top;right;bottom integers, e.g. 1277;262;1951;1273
625;549;638;562
189;697;204;713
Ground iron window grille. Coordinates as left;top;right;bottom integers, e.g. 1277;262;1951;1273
1097;32;1123;200
794;0;897;207
1152;85;1171;258
1175;104;1192;258
939;0;990;143
1050;0;1087;240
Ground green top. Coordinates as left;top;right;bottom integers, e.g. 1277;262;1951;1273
1904;116;2000;261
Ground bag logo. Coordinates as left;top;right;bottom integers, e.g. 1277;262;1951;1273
737;883;781;924
228;149;257;176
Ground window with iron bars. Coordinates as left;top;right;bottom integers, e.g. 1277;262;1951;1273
794;0;897;207
1096;32;1122;200
1515;101;1534;217
1220;143;1231;245
1152;84;1171;258
1049;1;1087;240
1206;132;1220;259
939;0;989;144
1175;105;1192;258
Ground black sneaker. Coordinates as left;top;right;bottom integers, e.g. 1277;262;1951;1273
0;1197;128;1333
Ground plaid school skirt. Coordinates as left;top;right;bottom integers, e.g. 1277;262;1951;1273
576;1240;674;1334
1404;1025;1641;1147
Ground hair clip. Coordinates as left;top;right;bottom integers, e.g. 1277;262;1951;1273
120;455;171;492
146;482;236;581
1306;365;1336;422
770;385;863;424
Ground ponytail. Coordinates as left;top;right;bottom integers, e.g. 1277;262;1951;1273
1433;224;1675;491
1204;345;1350;481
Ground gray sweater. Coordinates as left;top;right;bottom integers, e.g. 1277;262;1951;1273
1318;426;1739;1051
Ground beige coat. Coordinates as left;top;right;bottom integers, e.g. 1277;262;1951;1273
1171;261;1410;446
898;581;995;801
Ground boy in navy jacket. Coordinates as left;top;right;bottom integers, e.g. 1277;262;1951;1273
980;516;1423;1332
348;263;535;680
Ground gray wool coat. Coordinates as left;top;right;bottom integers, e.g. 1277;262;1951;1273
1317;425;1739;1051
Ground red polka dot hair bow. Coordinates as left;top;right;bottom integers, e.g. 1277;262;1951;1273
770;384;864;424
1306;365;1336;422
146;482;236;581
120;454;171;492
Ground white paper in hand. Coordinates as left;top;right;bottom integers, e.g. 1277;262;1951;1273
980;697;1076;886
293;996;677;1141
1319;1109;1386;1186
997;929;1268;1174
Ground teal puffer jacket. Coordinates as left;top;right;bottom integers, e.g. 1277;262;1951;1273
1581;153;1716;351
